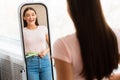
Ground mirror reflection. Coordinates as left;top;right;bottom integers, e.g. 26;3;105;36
20;3;53;80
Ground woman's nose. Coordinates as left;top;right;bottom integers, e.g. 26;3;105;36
29;15;33;19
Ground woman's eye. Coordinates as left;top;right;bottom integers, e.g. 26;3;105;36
25;14;30;17
32;14;35;16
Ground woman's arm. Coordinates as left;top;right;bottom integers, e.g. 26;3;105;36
38;34;50;58
109;60;120;80
109;74;120;80
54;58;74;80
46;34;49;45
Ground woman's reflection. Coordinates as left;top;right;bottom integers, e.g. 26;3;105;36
22;7;52;80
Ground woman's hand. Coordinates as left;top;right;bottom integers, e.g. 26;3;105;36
38;34;50;58
38;48;50;58
38;51;46;58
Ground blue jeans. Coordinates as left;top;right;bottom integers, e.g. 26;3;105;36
26;54;52;80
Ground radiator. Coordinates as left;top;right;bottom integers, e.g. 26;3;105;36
0;36;27;80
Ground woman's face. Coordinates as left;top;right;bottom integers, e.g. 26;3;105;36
24;9;37;26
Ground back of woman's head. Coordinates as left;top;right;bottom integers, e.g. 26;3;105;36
67;0;119;79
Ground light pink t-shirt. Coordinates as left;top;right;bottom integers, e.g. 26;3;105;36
23;26;48;54
112;28;120;53
53;33;85;80
53;29;120;80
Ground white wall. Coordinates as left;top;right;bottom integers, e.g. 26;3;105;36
0;0;119;41
101;0;120;29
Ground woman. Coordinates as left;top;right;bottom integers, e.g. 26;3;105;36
23;7;52;80
53;0;119;80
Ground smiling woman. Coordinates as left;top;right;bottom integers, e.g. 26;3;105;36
19;4;54;80
23;7;39;28
0;0;120;80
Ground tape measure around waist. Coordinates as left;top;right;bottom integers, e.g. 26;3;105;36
25;52;39;58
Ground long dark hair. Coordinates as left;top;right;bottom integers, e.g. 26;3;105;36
23;7;39;27
67;0;119;80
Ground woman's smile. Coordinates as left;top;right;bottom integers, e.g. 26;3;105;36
24;10;37;25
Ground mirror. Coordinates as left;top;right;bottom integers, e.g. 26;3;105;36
19;3;54;80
